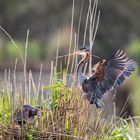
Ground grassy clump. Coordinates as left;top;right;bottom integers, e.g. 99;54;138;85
0;65;140;139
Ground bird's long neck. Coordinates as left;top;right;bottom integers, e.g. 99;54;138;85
77;52;90;84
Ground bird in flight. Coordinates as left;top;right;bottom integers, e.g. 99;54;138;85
75;47;136;108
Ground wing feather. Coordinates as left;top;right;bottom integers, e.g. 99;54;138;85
88;50;136;99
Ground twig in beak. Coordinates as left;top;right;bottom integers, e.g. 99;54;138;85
54;52;101;59
54;53;75;59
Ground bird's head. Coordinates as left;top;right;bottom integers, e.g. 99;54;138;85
74;46;91;62
74;46;90;55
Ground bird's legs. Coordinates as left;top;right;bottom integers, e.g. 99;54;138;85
85;92;105;109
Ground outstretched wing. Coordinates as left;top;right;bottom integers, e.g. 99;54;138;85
89;50;136;99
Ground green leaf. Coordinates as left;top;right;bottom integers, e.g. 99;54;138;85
26;133;33;140
65;118;69;130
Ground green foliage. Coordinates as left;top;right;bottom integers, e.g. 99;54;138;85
5;40;43;61
126;39;140;115
0;86;10;127
26;133;33;140
111;126;130;140
127;38;140;66
128;68;140;115
27;41;43;60
6;41;24;60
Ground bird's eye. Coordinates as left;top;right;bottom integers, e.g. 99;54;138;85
80;48;86;51
79;45;90;52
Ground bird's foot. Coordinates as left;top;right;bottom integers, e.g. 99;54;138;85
95;99;105;114
95;99;104;109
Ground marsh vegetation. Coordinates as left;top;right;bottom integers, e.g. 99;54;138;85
0;0;140;139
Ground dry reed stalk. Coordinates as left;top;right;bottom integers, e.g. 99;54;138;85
23;30;29;104
30;70;37;96
36;63;43;103
28;70;31;104
37;108;43;131
67;0;75;71
70;33;77;75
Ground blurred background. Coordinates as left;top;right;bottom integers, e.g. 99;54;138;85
0;0;140;116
